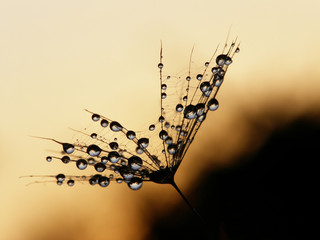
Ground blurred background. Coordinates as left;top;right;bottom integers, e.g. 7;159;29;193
0;0;319;239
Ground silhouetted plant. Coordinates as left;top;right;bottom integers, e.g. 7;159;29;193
29;40;239;222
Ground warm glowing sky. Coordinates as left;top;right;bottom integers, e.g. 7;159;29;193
1;0;320;239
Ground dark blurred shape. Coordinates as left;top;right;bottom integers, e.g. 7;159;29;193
149;118;319;240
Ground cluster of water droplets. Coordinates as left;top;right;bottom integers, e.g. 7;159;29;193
37;41;239;190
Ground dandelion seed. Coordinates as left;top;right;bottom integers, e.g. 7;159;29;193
28;39;239;225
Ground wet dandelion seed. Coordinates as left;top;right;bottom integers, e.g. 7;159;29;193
27;40;239;224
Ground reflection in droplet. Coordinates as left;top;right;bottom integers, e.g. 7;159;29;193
159;130;168;140
87;144;102;157
92;114;100;121
110;121;123;132
196;103;205;116
61;156;70;164
63;143;75;154
149;124;155;131
184;105;197;119
196;74;203;81
126;130;136;140
128;156;143;170
109;142;119;150
138;138;149;149
200;81;211;93
176;104;183;112
207;98;219;111
108;151;120;163
158;63;163;69
100;119;109;127
89;174;101;185
136;147;143;154
161;84;167;90
159;116;165;123
128;177;143;190
94;162;106;172
76;159;88;170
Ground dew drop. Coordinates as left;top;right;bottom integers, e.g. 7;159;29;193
94;162;106;172
109;142;119;150
63;143;75;154
196;74;203;81
116;178;123;183
149;124;155;131
128;156;143;170
76;159;87;170
167;144;178;155
56;181;63;186
161;84;167;90
205;62;209;67
101;156;108;164
216;54;227;66
225;56;232;65
200;81;211;93
161;93;167;99
108;151;120;163
87;144;102;157
176;104;184;112
164;122;170;128
125;130;136;140
128;177;143;190
98;176;110;187
158;63;163;69
61;156;70;164
136;147;144;154
92;114;100;121
184;105;197;119
120;167;134;180
186;76;191;81
100;119;109;127
56;174;65;182
165;136;173;145
88;158;95;165
158;116;165;123
67;180;75;186
89;174;101;185
211;67;219;74
196;103;205;116
207;98;219;111
183;96;187;101
110;121;123;132
138;138;149;149
197;113;206;122
159;130;168;140
91;133;97;139
46;156;52;162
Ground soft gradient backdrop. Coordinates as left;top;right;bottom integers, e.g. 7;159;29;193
1;0;319;239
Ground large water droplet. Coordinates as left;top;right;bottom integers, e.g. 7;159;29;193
110;121;123;132
128;177;143;190
128;156;142;170
216;54;231;66
196;74;203;81
200;81;211;93
138;138;149;149
126;130;136;140
63;143;75;154
167;144;177;155
109;142;119;150
176;104;183;112
98;176;110;187
67;180;74;186
76;159;87;170
61;156;70;164
92;114;100;121
184;105;197;119
87;144;102;157
108;151;120;163
159;130;168;140
100;119;109;127
46;156;52;162
56;174;65;182
207;98;219;111
149;124;155;131
196;103;205;116
94;162;106;172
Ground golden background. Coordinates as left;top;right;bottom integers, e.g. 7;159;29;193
0;0;319;239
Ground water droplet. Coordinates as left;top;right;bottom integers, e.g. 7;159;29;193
164;122;170;128
46;156;52;162
167;76;171;79
203;86;212;97
183;96;187;101
109;142;119;150
67;180;74;186
225;56;232;65
128;156;142;170
90;133;97;139
207;98;219;111
100;119;108;127
108;151;120;163
61;156;70;164
116;178;123;183
88;158;95;165
92;114;100;121
110;121;123;132
63;143;75;154
128;177;143;190
200;81;211;93
176;104;183;112
159;130;168;140
197;113;206;122
98;176;110;187
196;74;203;81
218;69;225;77
158;63;163;69
176;125;182;132
167;144;177;155
76;159;87;170
149;124;155;131
161;93;167;99
184;105;197;119
159;116;165;123
211;67;219;74
94;162;106;172
136;147;144;154
89;174;101;185
214;76;223;87
161;84;167;90
87;144;102;157
235;47;240;53
57;180;63;186
101;156;108;164
56;174;65;182
138;138;149;149
186;76;191;81
125;130;135;140
205;62;209;67
165;136;173;145
120;167;134;180
196;103;205;116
